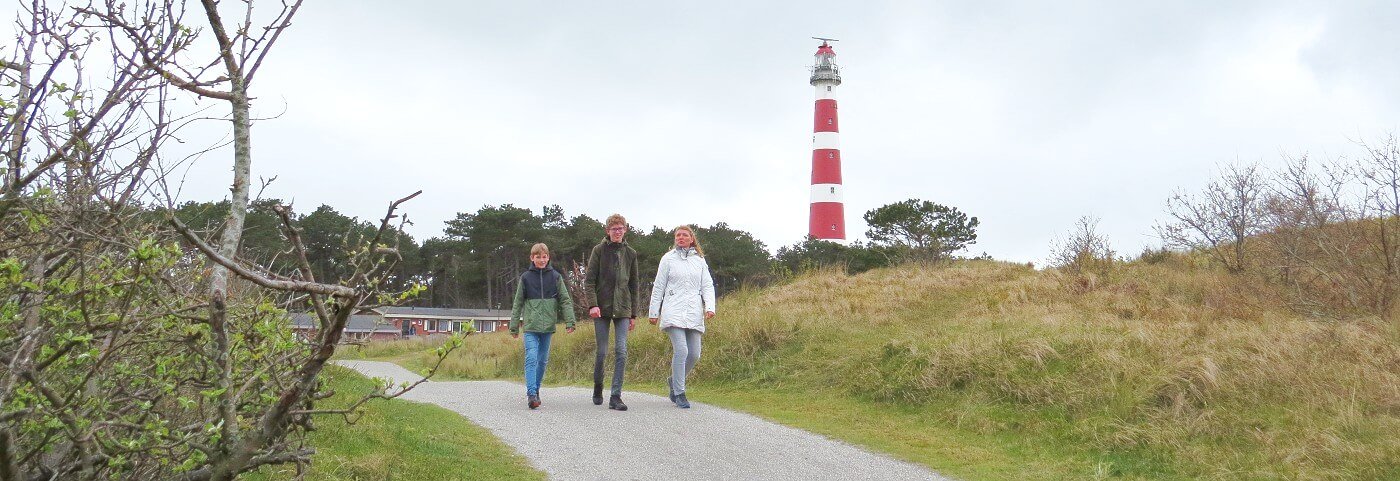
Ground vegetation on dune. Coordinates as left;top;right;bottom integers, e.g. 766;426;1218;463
360;258;1399;480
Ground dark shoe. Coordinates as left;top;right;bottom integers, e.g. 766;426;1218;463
667;377;677;404
608;395;628;411
675;393;690;409
528;394;540;410
592;384;603;405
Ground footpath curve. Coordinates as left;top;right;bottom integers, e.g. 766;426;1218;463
334;360;949;481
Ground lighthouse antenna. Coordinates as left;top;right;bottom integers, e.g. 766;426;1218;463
811;36;840;43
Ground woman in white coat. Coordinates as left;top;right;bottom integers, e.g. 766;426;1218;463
647;225;716;409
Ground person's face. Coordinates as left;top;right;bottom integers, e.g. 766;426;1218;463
531;252;549;268
674;229;693;248
607;224;626;243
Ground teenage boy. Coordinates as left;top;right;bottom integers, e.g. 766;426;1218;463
585;214;641;411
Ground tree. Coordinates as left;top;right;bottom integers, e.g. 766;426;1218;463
1;3;451;480
863;199;979;260
775;237;891;275
444;204;544;309
1259;139;1400;314
1157;162;1267;273
695;222;771;294
543;212;604;274
299;204;376;283
172;198;288;268
420;236;476;307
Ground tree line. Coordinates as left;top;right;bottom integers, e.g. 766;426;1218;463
174;199;983;311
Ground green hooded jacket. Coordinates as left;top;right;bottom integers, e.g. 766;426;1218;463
509;266;576;334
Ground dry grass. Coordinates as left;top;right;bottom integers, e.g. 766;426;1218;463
353;259;1400;479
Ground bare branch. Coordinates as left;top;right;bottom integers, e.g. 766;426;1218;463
170;216;358;297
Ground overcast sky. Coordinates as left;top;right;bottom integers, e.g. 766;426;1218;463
29;0;1400;263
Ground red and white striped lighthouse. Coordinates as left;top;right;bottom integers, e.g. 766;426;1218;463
808;38;845;240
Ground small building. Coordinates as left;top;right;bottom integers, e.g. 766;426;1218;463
373;306;512;336
290;313;400;343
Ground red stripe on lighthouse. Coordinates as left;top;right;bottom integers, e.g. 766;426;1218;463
813;99;839;132
809;203;846;239
811;150;842;184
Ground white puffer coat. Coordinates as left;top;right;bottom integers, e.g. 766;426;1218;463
647;247;717;332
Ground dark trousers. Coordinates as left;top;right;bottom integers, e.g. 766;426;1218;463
593;317;629;396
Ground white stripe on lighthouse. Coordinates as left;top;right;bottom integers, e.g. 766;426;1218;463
812;132;840;150
810;184;844;203
814;84;838;100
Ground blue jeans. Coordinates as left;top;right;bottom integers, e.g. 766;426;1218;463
523;332;554;396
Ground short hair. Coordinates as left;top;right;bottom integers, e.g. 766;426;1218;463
530;243;549;256
605;214;627;228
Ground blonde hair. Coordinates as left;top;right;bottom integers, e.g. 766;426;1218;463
605;214;627;228
530;243;549;256
673;225;704;257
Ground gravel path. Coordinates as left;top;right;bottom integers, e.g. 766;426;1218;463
334;360;949;481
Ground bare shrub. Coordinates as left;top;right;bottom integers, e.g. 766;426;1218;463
1050;216;1116;292
1158;162;1269;273
1254;137;1400;316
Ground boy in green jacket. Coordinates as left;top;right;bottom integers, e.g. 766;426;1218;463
510;243;576;409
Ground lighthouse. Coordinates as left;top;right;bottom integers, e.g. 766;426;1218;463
808;37;845;240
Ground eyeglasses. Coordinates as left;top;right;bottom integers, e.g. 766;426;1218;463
607;227;627;233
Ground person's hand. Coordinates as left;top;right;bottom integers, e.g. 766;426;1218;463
566;327;575;334
511;332;519;339
648;317;659;325
705;311;715;320
628;318;636;331
588;306;601;318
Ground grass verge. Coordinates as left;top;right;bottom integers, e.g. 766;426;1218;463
245;365;544;481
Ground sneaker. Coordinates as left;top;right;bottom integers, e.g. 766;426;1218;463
592;383;603;406
608;395;628;411
675;393;690;409
528;394;540;410
667;377;678;404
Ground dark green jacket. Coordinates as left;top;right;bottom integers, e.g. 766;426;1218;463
584;238;641;319
509;266;576;334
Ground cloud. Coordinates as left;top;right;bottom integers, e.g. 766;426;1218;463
13;0;1392;264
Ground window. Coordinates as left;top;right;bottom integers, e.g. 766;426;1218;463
426;320;438;331
826;86;832;91
453;321;463;332
826;119;833;125
828;152;834;159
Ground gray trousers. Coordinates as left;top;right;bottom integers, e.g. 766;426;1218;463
593;317;629;396
665;327;703;395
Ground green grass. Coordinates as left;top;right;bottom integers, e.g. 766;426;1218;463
348;260;1400;480
245;366;544;481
